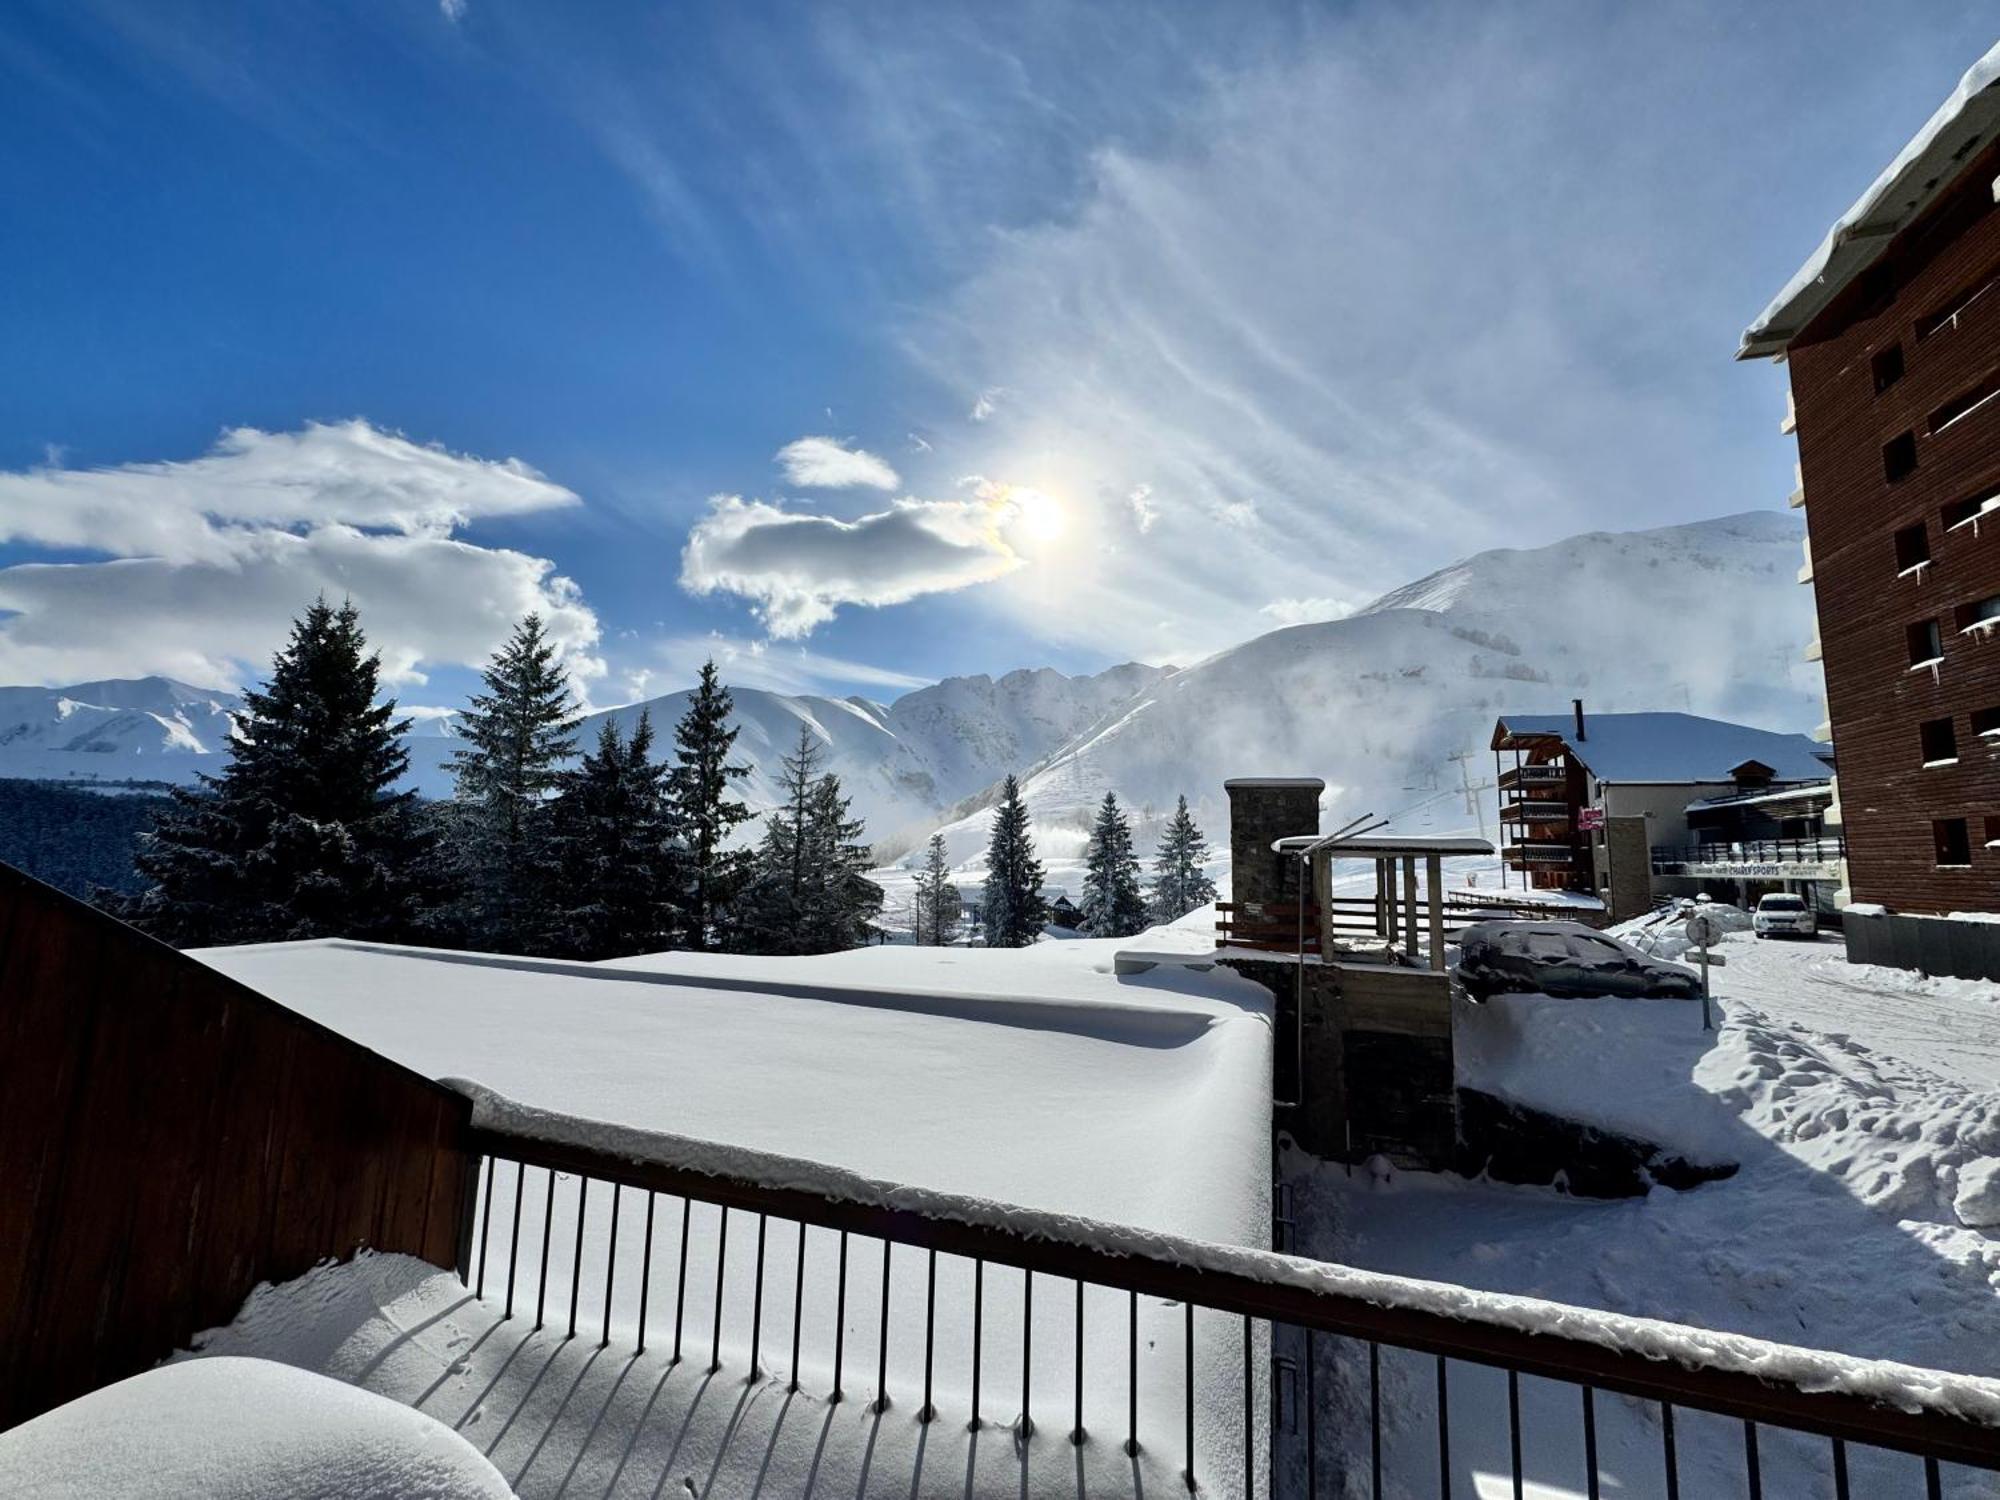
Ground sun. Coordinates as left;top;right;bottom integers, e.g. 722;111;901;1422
1009;486;1068;543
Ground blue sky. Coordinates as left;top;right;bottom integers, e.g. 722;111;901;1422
0;2;1995;712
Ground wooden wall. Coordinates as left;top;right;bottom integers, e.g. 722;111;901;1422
1788;139;2000;915
0;862;474;1430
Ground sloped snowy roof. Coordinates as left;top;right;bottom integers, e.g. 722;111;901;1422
1492;711;1831;785
1741;42;2000;358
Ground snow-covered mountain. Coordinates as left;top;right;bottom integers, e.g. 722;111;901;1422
0;678;244;782
898;510;1820;890
0;662;1167;847
0;511;1814;881
582;663;1167;847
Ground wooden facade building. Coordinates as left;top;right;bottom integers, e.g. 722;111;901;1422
1743;54;2000;923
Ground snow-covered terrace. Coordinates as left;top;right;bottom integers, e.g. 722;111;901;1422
186;932;1277;1498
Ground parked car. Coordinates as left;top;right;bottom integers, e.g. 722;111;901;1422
1752;892;1818;939
1455;920;1702;1001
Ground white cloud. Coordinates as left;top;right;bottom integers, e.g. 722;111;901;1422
968;388;1003;422
1259;597;1351;628
1126;485;1159;534
651;633;932;698
774;435;900;491
679;492;1023;637
439;0;467;20
0;421;602;692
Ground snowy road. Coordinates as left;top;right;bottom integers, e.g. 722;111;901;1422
1717;931;2000;1091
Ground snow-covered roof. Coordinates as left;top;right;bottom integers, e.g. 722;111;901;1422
1685;782;1834;815
192;935;1270;1240
1740;43;2000;358
1491;711;1832;785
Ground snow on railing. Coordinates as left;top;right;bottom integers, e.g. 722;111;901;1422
445;1080;2000;1494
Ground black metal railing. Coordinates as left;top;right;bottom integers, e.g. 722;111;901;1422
455;1118;2000;1499
1651;836;1847;873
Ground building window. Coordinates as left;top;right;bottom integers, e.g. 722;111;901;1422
1873;343;1906;393
1895;522;1931;572
1943;482;2000;530
1986;815;2000;850
1928;369;2000;435
1921;717;1959;764
1934;817;1973;867
1883;431;1918;482
1973;705;2000;738
1916;268;2000;340
1955;592;2000;637
1907;618;1943;666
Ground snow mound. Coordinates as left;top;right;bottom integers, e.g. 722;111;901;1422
0;1355;513;1499
1955;1157;2000;1229
1612;899;1752;961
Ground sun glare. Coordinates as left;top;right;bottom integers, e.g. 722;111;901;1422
1010;486;1068;543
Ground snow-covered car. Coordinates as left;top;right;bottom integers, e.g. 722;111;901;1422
1455;920;1702;1001
1752;892;1818;939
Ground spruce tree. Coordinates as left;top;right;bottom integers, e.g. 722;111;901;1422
737;724;823;955
1079;789;1148;938
739;725;882;954
448;613;581;943
1149;794;1219;923
668;659;752;950
111;597;429;946
540;711;680;959
803;770;882;951
981;774;1046;947
911;832;960;946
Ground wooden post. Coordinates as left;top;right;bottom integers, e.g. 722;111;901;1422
1426;854;1446;972
1402;855;1419;958
1375;859;1389;943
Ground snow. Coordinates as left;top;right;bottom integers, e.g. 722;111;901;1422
1956;1157;2000;1229
1290;926;2000;1497
1492;710;1829;784
1456;994;1736;1165
1741;42;2000;357
0;1355;512;1499
183;932;1274;1498
195;934;1271;1233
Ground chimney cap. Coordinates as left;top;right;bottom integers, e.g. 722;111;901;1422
1224;777;1326;791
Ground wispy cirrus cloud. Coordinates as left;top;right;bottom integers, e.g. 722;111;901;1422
0;421;601;691
775;435;900;491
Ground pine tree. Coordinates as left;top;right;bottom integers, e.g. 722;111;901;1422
1079;789;1148;938
803;770;881;951
448;613;581;943
737;724;823;955
981;774;1046;948
668;660;752;950
739;726;882;954
110;598;430;946
540;711;681;959
1149;794;1219;923
910;832;960;945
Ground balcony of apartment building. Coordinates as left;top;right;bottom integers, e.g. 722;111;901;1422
1652;781;1842;883
6;857;2000;1496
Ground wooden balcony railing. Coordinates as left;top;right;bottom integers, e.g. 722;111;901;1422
458;1106;2000;1497
1498;765;1568;790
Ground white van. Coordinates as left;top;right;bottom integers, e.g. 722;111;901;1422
1752;892;1818;939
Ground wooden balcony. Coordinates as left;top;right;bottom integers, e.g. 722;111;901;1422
1497;764;1567;791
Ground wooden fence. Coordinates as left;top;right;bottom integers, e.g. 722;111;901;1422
0;862;476;1430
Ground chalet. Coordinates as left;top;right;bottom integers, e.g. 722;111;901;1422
1492;703;1834;920
1741;43;2000;978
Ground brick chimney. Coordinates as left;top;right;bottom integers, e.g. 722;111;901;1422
1225;778;1324;912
